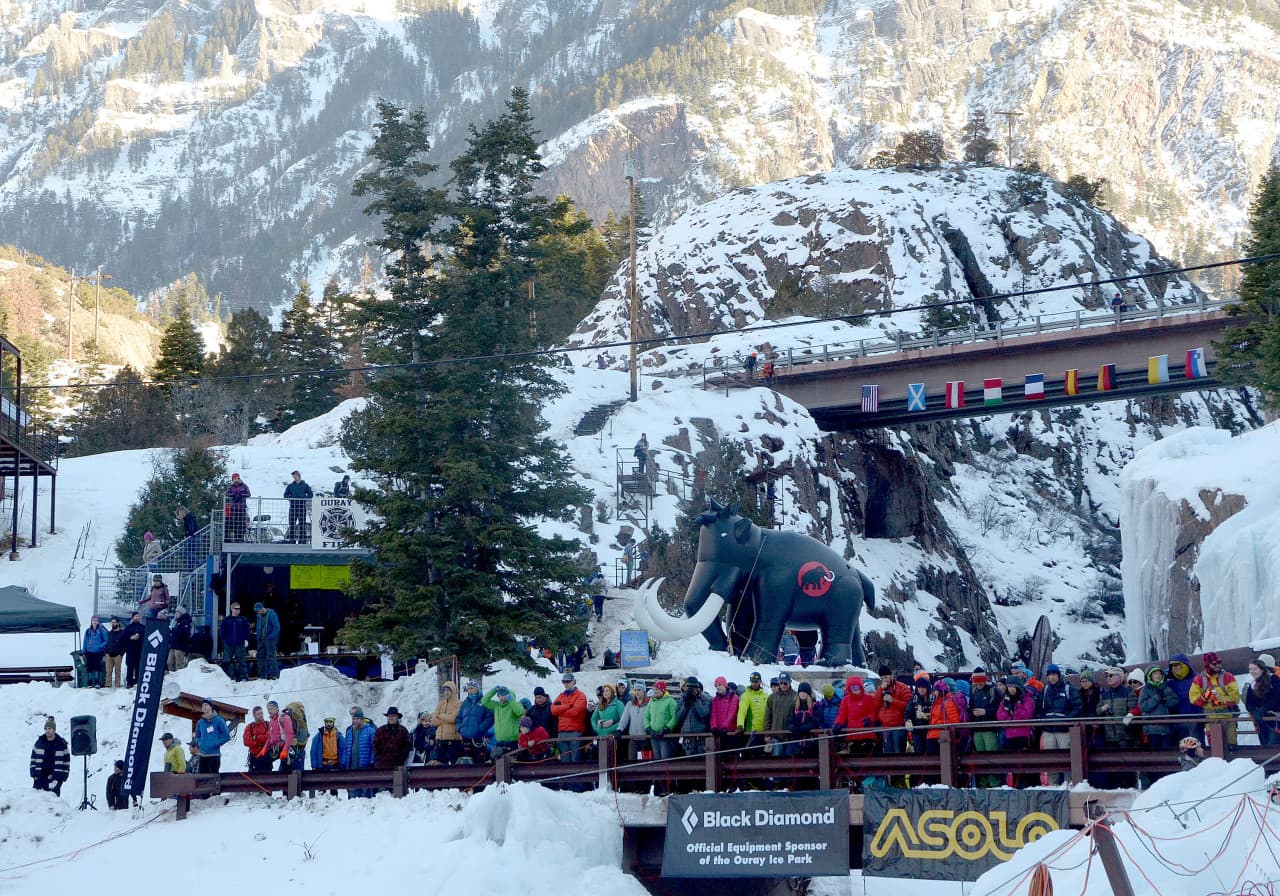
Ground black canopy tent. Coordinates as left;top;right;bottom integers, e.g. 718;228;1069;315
0;585;80;638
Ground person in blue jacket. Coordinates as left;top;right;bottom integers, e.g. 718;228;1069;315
192;698;231;773
310;716;346;772
342;710;376;798
83;615;109;687
1167;653;1203;740
456;679;494;765
254;602;281;680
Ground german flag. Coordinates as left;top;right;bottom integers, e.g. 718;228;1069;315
1098;364;1116;391
1064;369;1079;396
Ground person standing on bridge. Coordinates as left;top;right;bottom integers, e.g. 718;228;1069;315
1191;651;1240;749
283;470;314;543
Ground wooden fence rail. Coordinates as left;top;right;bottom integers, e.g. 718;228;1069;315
151;719;1279;820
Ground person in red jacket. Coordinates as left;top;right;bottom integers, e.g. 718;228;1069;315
873;665;912;754
834;676;880;756
517;716;553;760
709;676;740;750
551;672;588;763
242;705;273;773
927;680;963;751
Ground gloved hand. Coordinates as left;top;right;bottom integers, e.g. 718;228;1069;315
1123;713;1134;726
644;727;654;736
831;725;844;735
904;720;914;730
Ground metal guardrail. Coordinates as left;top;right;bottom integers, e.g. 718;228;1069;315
216;497;314;545
0;397;59;468
698;296;1230;387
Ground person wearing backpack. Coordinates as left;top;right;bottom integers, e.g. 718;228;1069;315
242;705;273;774
283;702;310;770
265;700;295;771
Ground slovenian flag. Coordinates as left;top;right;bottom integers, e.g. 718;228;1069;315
945;381;965;409
1064;369;1079;396
983;378;1002;406
1098;364;1116;391
1186;348;1208;379
1024;373;1046;400
907;383;927;411
1148;354;1170;385
861;385;880;412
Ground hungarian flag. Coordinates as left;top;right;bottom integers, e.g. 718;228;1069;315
860;385;880;412
945;381;965;408
1098;364;1116;391
1024;373;1046;400
1148;354;1170;384
1186;348;1208;379
907;383;927;411
983;378;1002;406
1064;369;1079;396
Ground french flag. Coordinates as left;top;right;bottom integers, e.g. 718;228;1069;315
1024;373;1045;400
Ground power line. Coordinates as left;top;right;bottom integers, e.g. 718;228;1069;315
12;251;1277;395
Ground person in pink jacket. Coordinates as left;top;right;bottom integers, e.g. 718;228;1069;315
996;682;1037;747
266;700;295;771
709;676;739;737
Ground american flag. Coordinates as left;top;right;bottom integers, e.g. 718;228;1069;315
861;385;880;412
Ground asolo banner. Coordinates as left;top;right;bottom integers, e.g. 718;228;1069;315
662;790;849;878
122;617;172;795
863;788;1068;881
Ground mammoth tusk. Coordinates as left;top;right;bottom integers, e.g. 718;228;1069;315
642;589;726;641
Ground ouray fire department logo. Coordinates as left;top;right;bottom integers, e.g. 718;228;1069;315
318;505;355;542
797;561;835;597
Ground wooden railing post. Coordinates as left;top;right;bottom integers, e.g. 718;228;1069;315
818;732;833;791
600;736;614;792
287;771;301;800
939;728;956;787
1206;721;1228;759
1069;723;1085;784
495;753;512;785
705;735;720;792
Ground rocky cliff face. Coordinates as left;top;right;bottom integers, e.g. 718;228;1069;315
568;166;1262;670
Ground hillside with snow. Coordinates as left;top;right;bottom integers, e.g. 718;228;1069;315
2;0;1278;308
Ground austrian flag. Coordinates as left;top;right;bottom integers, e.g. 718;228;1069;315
983;378;1003;406
945;381;965;409
1024;373;1046;400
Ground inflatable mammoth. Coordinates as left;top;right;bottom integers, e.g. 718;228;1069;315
634;501;875;666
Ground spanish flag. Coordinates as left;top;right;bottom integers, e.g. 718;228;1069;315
1098;364;1116;392
1148;354;1170;385
1064;369;1079;396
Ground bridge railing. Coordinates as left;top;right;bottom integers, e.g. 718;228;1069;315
699;294;1230;388
151;718;1273;819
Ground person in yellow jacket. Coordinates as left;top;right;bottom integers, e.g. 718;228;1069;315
159;732;187;773
1190;651;1241;747
734;671;769;752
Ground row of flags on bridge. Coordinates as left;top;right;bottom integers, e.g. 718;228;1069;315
860;348;1210;413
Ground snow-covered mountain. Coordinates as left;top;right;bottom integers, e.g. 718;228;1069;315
2;0;1278;309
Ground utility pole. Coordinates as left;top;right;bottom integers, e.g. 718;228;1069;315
89;267;112;347
995;110;1023;168
66;268;75;360
625;156;639;403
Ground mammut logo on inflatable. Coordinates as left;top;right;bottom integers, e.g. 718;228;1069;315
797;561;834;597
868;808;1060;863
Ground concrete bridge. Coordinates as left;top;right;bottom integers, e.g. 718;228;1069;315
703;300;1240;430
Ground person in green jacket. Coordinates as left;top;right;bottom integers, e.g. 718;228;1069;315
482;685;525;760
735;671;769;752
644;680;679;762
591;684;625;740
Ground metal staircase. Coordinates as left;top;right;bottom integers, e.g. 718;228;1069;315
93;523;217;621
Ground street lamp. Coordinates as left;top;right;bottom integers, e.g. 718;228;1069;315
625;157;639;402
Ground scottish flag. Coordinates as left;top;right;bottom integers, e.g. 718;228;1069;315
907;383;926;411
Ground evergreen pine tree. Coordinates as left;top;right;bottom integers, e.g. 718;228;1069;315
273;280;342;427
208;307;276;443
961;111;1000;165
340;89;590;672
66;365;176;455
1215;163;1280;409
151;297;205;392
532;197;615;343
117;447;228;566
